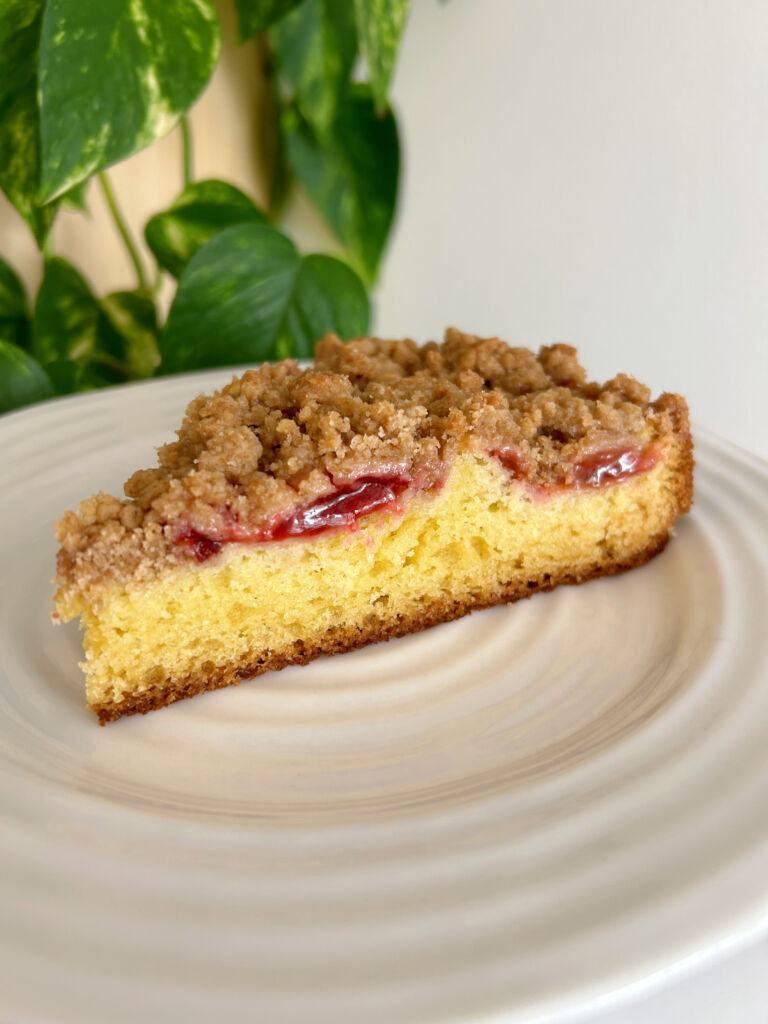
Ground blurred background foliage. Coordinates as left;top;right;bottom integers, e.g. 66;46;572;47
0;0;411;412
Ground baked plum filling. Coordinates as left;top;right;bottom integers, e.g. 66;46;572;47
489;444;529;477
176;530;223;562
271;476;409;539
176;444;660;563
491;442;659;492
175;475;410;562
571;445;658;487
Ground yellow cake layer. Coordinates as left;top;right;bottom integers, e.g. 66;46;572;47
72;448;688;714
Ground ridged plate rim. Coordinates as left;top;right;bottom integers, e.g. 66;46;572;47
1;369;767;1024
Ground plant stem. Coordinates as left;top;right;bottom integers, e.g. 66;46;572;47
151;265;164;297
180;115;193;187
97;171;148;291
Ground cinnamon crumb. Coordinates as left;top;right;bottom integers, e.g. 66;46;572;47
55;328;689;608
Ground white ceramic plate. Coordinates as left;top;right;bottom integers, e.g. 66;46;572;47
2;372;768;1024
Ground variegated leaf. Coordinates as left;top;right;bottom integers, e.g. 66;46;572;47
0;1;59;243
59;178;91;213
354;0;410;109
282;85;399;282
234;0;305;39
32;258;101;366
38;0;221;202
99;290;160;379
270;0;357;138
145;179;265;277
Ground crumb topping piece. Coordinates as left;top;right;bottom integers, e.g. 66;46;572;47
55;328;689;607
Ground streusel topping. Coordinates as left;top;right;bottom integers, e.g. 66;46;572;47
55;328;689;607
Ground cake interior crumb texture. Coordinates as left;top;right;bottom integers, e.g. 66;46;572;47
53;330;694;723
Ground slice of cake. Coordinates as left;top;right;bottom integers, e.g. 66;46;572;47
54;329;694;723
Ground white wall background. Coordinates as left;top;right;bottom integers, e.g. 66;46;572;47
379;0;768;457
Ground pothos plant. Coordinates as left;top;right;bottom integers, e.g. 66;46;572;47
0;0;410;413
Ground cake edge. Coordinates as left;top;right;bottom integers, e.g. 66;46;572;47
89;417;694;724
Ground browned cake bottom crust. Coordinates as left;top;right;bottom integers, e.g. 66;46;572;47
92;530;671;724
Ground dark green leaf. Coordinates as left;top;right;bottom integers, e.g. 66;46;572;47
0;1;59;244
281;254;369;358
270;0;357;137
32;260;158;391
258;44;292;214
0;315;30;352
32;257;101;365
99;291;160;378
0;257;27;320
235;0;304;38
354;0;410;109
144;179;265;277
42;358;79;395
161;222;369;372
0;340;53;413
42;356;123;396
38;0;221;202
0;256;30;350
161;223;296;372
282;85;399;281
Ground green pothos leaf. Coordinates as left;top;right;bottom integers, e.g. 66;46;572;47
32;258;101;366
281;253;370;358
234;0;305;39
43;357;125;395
161;222;369;372
99;291;160;379
59;178;92;213
257;42;292;215
0;340;53;413
270;0;357;138
354;0;410;109
0;256;30;351
0;1;59;244
282;85;399;282
0;257;27;321
32;257;122;393
145;179;266;277
37;0;221;202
